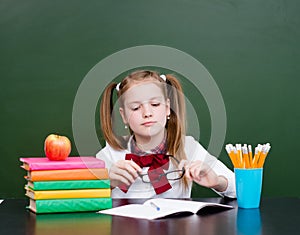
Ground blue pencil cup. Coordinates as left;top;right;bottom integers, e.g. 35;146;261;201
235;168;263;209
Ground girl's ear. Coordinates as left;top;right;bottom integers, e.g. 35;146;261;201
119;107;128;125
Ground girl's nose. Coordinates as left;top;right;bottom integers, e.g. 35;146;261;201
142;104;153;118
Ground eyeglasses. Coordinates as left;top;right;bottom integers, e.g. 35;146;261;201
138;155;185;183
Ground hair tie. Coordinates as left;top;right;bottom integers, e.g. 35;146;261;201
116;83;121;91
160;74;167;82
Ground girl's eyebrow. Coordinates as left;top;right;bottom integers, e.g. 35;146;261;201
127;96;164;104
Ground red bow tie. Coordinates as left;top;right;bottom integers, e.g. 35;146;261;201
119;154;172;194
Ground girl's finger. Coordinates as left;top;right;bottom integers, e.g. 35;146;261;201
126;160;143;174
110;168;136;185
109;171;131;185
184;166;193;181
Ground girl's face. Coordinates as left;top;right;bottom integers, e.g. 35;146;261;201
119;81;170;144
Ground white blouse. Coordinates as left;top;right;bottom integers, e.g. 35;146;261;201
96;136;236;199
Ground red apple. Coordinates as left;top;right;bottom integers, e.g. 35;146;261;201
44;134;71;161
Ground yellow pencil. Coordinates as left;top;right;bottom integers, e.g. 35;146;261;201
236;144;244;168
233;147;242;168
252;144;262;168
242;146;251;168
226;143;271;169
248;145;253;168
225;144;239;168
257;144;271;168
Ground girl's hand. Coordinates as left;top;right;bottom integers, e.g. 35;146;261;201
180;160;228;192
109;160;142;188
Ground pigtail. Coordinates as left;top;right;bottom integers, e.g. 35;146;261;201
165;74;189;189
165;74;186;155
100;83;125;150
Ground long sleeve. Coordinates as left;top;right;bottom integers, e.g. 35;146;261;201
184;136;236;198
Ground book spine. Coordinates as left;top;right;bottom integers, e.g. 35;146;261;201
29;179;110;190
26;188;111;199
28;168;109;181
29;198;112;213
22;158;105;170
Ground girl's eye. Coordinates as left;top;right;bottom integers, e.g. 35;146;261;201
131;106;140;111
151;103;160;107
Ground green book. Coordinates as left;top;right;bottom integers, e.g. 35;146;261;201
28;197;112;213
26;179;110;190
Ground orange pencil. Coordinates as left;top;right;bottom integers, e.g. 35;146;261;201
248;145;253;168
226;143;271;169
257;144;271;168
233;147;242;168
225;144;238;168
252;144;262;168
236;144;244;168
242;146;251;168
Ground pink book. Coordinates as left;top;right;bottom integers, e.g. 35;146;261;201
20;157;105;171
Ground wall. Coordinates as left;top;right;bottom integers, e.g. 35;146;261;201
1;0;299;198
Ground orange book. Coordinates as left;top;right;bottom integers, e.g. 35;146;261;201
25;168;109;181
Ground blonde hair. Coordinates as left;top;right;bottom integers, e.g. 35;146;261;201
100;70;188;187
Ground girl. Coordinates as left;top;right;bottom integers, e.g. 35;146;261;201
96;70;236;198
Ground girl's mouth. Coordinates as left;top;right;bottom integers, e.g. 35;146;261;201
142;121;156;126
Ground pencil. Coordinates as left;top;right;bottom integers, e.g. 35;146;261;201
225;143;271;169
242;146;251;168
257;144;271;168
236;144;244;168
252;144;262;168
248;145;253;168
150;202;160;211
226;144;239;168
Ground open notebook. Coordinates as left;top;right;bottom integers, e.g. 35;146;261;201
98;198;233;220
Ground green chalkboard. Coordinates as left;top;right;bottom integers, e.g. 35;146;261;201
1;0;299;198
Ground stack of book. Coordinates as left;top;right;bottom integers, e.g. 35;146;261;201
19;156;112;214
